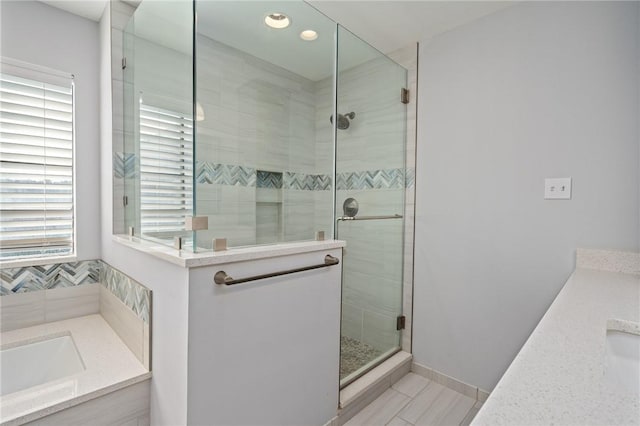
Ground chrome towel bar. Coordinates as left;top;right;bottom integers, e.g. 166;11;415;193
214;254;340;286
337;214;403;221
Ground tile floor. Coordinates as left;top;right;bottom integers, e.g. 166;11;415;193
344;373;483;426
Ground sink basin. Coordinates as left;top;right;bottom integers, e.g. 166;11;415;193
1;335;85;396
604;330;640;395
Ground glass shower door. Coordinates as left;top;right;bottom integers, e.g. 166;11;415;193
336;26;407;387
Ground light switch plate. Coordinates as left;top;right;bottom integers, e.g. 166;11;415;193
544;177;572;200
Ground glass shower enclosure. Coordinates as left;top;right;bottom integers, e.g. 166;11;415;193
335;27;407;385
118;0;408;388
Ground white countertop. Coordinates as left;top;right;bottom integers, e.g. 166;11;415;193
473;257;640;425
113;235;346;268
0;315;151;425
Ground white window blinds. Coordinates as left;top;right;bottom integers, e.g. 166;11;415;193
0;69;75;261
139;103;193;236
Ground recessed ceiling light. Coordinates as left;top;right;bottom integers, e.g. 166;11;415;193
265;13;290;29
300;30;318;41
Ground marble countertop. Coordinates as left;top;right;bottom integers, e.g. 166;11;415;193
113;235;346;268
0;315;151;425
473;250;640;425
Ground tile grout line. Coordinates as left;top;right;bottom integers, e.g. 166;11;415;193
459;403;477;426
383;392;414;426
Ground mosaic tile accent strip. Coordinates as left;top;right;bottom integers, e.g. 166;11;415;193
0;260;101;295
113;152;136;179
0;259;151;324
257;170;283;189
284;172;332;191
340;336;383;380
196;162;256;187
100;262;151;324
336;168;405;190
405;167;415;189
181;162;412;190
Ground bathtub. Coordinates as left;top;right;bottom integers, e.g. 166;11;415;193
0;315;151;425
1;334;85;396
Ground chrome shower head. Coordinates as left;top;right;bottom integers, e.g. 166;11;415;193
330;112;356;130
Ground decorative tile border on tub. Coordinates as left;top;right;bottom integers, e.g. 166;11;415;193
100;262;151;324
0;260;101;295
0;260;151;325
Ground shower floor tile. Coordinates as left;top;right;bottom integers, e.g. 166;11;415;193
340;336;383;379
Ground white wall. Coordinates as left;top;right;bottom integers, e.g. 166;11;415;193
0;1;101;261
99;3;190;425
413;1;640;391
186;249;342;425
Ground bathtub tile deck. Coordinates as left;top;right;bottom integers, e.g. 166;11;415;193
0;314;150;425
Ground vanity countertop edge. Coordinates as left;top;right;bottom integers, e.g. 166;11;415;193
473;249;640;425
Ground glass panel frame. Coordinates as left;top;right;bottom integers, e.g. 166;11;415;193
121;0;194;248
335;24;408;388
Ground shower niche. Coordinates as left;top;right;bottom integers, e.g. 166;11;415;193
116;0;408;390
256;170;283;244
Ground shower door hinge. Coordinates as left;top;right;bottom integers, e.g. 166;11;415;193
123;195;128;206
401;88;410;104
396;315;406;331
122;57;127;69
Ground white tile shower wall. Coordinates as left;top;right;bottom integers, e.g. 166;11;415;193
316;46;416;354
195;35;325;247
336;57;406;173
196;184;257;248
196;36;317;172
339;213;405;352
313;74;336;237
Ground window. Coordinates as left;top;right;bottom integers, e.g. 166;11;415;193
139;103;193;237
0;62;75;261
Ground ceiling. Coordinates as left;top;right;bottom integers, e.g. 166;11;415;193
39;0;108;21
307;1;515;54
196;1;340;81
37;0;515;79
130;0;389;81
38;0;515;55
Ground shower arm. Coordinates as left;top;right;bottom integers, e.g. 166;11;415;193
336;214;403;221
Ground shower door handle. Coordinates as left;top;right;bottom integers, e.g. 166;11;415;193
336;214;403;221
214;254;340;285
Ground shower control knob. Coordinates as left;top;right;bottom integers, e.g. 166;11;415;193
343;198;359;218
